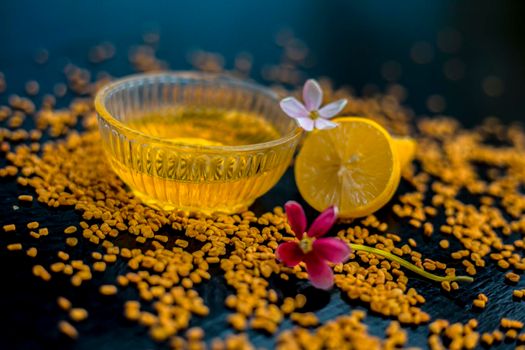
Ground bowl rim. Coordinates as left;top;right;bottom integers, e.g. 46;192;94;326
94;71;303;152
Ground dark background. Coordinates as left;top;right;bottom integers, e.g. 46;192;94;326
1;0;525;125
1;1;524;349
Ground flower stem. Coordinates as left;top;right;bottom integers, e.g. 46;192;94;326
349;244;474;283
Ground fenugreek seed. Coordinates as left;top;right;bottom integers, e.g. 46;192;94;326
228;313;247;331
478;293;488;302
409;219;421;228
421;223;434;237
116;275;128;287
27;221;39;229
64;226;78;234
57;296;72;311
139;311;156;326
99;284;117;295
467;318;478;329
225;295;236;309
439;240;449;249
498;260;510;269
18;194;33;202
71;260;84;269
441;281;451;292
175;239;189;248
149;326;170;342
182;278;193;289
295;294;307;308
66;237;78;247
51;262;66;273
124;307;140;321
506;329;518;339
2;224;16;232
506;272;520;283
69;308;88;322
513;290;524;299
58;320;78;339
493;330;504;342
32;265;51;281
7;243;22;251
206;257;220;264
473;299;486;309
63;265;73;275
186;327;204;340
78;270;92;281
93;261;106;272
440;225;452;234
481;333;493;345
26;247;37;257
103;254;116;263
58;251;69;261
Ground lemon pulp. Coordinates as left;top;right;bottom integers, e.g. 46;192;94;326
295;117;407;218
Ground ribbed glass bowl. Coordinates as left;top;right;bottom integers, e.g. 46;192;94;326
95;72;301;214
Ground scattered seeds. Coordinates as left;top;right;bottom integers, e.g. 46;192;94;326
58;320;78;339
99;284;117;296
26;247;37;257
2;224;16;232
18;194;33;202
57;296;72;311
7;243;22;251
69;308;88;322
2;38;525;348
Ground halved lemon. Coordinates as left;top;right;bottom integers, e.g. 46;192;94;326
295;117;408;218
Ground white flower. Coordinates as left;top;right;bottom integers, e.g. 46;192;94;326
279;79;347;131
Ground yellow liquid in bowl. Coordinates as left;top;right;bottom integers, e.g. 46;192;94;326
99;107;296;214
127;107;281;146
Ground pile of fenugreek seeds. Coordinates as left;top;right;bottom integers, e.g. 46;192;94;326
1;33;525;350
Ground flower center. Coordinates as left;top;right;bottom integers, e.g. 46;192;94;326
299;235;315;253
309;110;320;120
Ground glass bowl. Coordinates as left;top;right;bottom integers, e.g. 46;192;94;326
95;72;302;214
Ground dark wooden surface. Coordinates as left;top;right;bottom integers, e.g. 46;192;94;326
1;1;525;349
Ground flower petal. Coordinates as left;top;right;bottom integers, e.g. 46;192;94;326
285;201;307;239
314;118;338;130
280;97;309;119
303;79;323;111
296;118;315;131
307;206;338;238
304;252;334;290
313;237;351;264
318;99;347;119
276;242;305;267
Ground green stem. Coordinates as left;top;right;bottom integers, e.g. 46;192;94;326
349;244;474;283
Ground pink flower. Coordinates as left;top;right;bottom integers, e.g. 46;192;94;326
276;201;351;290
279;79;347;131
